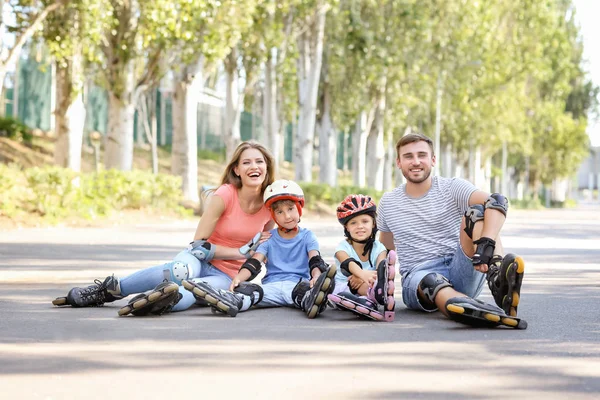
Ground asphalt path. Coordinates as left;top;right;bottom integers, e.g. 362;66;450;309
1;206;599;399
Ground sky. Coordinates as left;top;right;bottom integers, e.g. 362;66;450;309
573;0;600;146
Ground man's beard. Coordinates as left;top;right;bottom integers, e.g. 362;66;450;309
402;167;431;184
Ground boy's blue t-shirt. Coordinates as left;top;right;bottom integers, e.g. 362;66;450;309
333;239;386;285
256;227;320;284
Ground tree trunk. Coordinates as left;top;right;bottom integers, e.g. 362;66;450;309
224;48;242;161
263;53;281;169
366;94;385;190
317;71;337;186
352;107;376;187
53;56;85;171
171;57;203;205
383;134;394;190
295;5;327;182
105;60;136;170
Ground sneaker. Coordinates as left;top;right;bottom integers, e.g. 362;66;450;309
54;275;123;307
182;280;243;317
328;292;385;321
118;281;180;316
487;253;525;316
445;296;527;329
303;264;337;319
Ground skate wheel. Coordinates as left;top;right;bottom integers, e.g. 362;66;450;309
388;268;396;280
193;287;207;298
511;292;520;307
133;298;148;309
164;283;178;294
387;281;395;295
484;313;501;322
446;304;465;314
52;297;67;306
509;307;517;317
216;302;230;313
371;313;385;321
118;306;132;316
182;280;193;290
340;300;355;309
307;305;319;319
321;278;331;291
355;306;370;314
148;291;163;302
204;294;218;305
515;257;525;274
501;317;519;327
315;291;325;305
328;294;341;302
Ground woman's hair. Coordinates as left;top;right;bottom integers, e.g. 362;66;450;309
220;141;275;192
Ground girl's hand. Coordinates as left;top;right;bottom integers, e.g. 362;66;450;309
361;271;377;287
348;275;364;290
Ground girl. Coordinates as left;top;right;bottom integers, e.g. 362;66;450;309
328;194;397;322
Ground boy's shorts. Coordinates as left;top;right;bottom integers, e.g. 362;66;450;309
401;245;486;312
255;280;298;308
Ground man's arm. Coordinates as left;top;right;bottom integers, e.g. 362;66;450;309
379;231;395;252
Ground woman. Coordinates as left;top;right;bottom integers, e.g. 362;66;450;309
52;141;276;316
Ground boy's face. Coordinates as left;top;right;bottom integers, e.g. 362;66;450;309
345;214;374;241
272;202;300;231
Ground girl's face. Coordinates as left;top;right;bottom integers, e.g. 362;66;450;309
345;214;375;241
273;203;300;231
234;148;267;188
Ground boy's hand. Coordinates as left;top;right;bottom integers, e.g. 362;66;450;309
309;270;321;288
229;277;242;292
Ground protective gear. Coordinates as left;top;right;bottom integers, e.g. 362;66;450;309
263;179;305;217
340;257;360;277
188;240;216;262
486;253;525;316
294;264;337;318
336;194;377;226
167;261;189;284
118;282;181;317
418;273;452;309
485;193;508;216
327;292;385;321
463;204;485;239
472;237;496;267
309;254;328;274
181;280;263;317
239;258;263;281
53;275;123;307
445;296;527;329
239;232;262;258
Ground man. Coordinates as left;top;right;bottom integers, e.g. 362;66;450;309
377;133;526;328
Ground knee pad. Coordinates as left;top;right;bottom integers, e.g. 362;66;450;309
291;280;311;308
240;258;263;281
309;254;328;274
464;204;485;239
234;282;264;305
419;273;453;305
188;240;216;261
485;193;508;216
163;261;190;285
340;258;360;277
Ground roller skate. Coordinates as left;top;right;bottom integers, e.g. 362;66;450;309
371;250;397;321
182;280;263;317
118;281;181;316
487;253;525;316
52;275;123;307
445;296;527;329
328;291;385;321
293;264;337;319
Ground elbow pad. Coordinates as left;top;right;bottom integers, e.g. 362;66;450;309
340;257;361;277
188;240;215;261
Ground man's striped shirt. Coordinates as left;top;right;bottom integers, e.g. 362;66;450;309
376;176;477;272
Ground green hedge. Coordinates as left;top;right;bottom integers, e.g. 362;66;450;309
0;164;187;221
299;182;384;210
0;116;32;143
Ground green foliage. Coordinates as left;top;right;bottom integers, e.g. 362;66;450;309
0;117;32;143
300;182;383;210
0;164;187;221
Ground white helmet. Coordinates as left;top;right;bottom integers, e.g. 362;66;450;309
263;179;305;216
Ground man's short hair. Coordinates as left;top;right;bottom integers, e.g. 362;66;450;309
395;132;435;157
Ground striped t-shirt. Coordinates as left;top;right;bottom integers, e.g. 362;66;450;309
376;176;476;273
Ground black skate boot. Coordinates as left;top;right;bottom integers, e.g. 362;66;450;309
328;291;385;321
294;264;337;319
118;281;180;316
53;275;123;307
181;280;263;317
486;253;525;316
370;250;397;321
445;296;527;329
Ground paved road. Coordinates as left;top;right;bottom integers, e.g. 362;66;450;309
1;207;599;399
